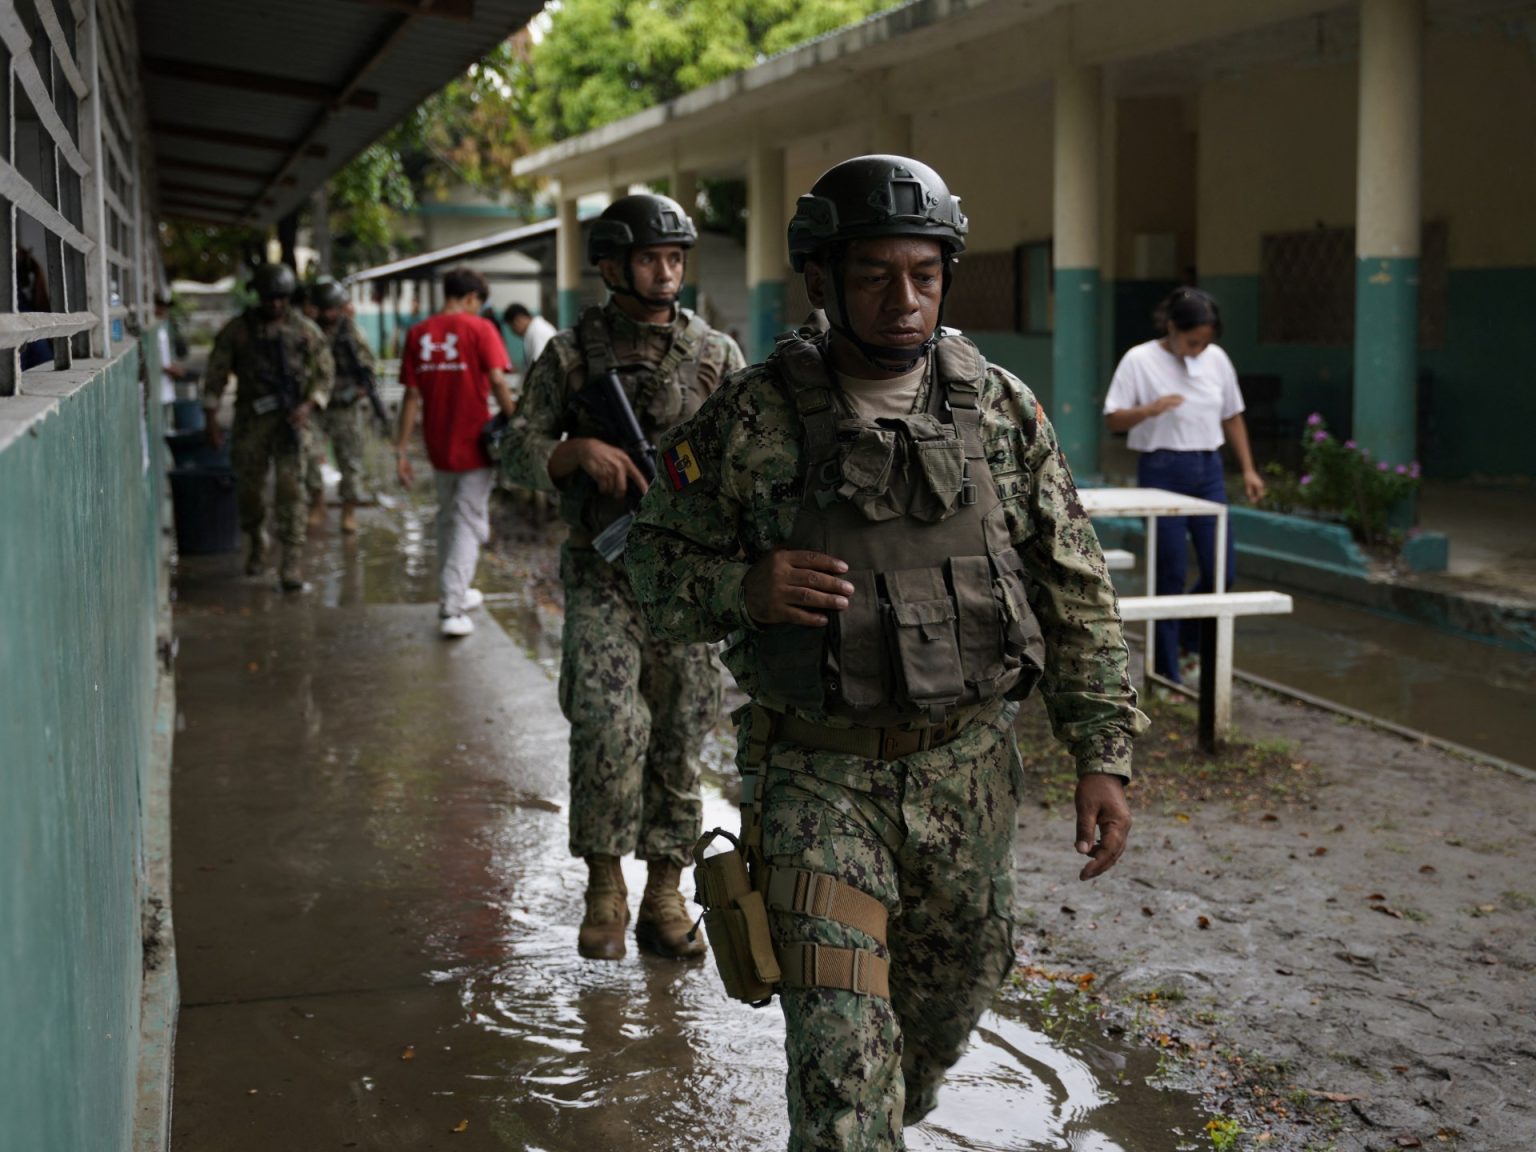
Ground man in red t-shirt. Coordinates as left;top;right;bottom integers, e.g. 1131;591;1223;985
395;266;515;637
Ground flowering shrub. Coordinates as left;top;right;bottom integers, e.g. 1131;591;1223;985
1260;413;1421;548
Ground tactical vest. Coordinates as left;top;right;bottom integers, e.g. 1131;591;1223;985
564;304;711;540
756;331;1046;727
232;311;308;413
328;326;363;405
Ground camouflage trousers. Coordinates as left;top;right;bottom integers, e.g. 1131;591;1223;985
559;544;721;866
304;400;365;504
750;699;1022;1150
231;409;309;549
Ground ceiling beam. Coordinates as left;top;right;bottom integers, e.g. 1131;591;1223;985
153;120;328;157
141;56;380;111
156;157;299;187
160;181;257;203
342;0;476;22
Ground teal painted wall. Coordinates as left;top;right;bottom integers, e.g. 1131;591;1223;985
964;332;1054;411
749;280;786;364
1353;256;1420;467
1201;270;1536;478
1051;268;1102;474
0;344;165;1151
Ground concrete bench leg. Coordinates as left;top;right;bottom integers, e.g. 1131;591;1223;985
1196;614;1236;751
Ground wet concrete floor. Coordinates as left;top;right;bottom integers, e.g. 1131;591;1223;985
169;491;1209;1151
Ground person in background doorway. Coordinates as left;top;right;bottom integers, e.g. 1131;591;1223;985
394;265;516;638
1102;286;1265;684
503;302;556;388
154;292;188;411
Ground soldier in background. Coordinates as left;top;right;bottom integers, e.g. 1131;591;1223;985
500;194;744;962
626;156;1147;1145
203;263;334;590
304;278;377;535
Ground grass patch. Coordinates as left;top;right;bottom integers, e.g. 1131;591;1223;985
1013;693;1320;814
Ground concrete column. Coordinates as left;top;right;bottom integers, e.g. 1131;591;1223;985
557;195;582;328
1352;0;1423;467
1052;64;1103;475
870;111;912;156
747;144;787;362
672;166;700;311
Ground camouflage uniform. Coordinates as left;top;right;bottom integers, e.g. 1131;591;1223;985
626;333;1147;1147
502;299;745;866
305;319;375;505
204;308;334;551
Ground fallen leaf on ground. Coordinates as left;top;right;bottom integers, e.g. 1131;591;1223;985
1419;865;1436;874
1312;846;1328;856
1197;915;1211;930
246;662;259;672
400;1045;415;1061
1368;892;1387;901
1395;1138;1421;1148
1142;906;1155;917
1260;813;1279;822
1060;905;1076;916
452;1120;469;1134
1311;1090;1362;1102
1371;903;1404;919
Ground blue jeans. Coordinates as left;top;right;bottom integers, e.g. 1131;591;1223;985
1136;449;1235;683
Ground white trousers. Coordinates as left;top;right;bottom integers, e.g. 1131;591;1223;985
434;467;493;616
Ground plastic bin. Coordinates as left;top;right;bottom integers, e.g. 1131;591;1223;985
169;467;240;554
165;429;230;470
172;399;206;431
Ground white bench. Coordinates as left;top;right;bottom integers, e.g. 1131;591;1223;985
1103;548;1135;571
1117;590;1293;746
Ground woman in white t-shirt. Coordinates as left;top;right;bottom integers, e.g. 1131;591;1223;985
1102;287;1265;684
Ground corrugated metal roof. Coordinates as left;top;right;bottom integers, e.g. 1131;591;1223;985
137;0;542;226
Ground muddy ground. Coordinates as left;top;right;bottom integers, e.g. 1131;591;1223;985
485;496;1536;1152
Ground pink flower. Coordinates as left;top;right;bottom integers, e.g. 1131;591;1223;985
1306;413;1324;427
1300;474;1312;486
1409;462;1421;479
1377;460;1390;471
1312;431;1328;443
1395;464;1408;475
1345;440;1357;449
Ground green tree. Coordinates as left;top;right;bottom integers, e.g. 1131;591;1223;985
524;0;898;142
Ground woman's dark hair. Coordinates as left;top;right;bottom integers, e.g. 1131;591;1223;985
442;265;490;303
1154;286;1222;339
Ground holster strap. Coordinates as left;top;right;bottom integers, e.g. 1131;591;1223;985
778;942;890;999
776;704;982;762
765;867;888;947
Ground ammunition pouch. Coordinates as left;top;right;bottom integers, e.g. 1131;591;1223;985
692;829;780;1006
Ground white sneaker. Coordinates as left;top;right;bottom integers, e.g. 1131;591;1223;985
440;614;475;639
462;588;485;612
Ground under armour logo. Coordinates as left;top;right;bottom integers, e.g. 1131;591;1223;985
419;332;459;362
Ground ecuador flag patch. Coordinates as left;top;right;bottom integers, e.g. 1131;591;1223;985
662;439;703;491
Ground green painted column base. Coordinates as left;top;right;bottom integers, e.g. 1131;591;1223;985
1051;267;1102;476
1352;256;1419;468
680;285;699;312
749;280;785;364
558;288;582;330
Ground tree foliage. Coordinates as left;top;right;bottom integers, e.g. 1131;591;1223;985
525;0;896;142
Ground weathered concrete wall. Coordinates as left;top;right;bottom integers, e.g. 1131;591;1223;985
0;341;169;1151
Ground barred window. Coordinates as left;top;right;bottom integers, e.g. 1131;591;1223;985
1259;222;1447;347
2;0;153;395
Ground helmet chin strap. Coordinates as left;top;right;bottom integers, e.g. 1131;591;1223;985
604;252;686;313
824;256;947;373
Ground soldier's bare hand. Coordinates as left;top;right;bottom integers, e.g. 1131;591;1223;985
290;401;313;430
1074;773;1132;881
744;549;854;627
578;439;649;498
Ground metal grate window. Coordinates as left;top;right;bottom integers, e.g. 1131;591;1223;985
1259;222;1447;347
1;0;155;396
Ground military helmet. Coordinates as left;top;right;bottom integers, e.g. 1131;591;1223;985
311;277;347;311
251;262;298;300
587;193;697;266
787;155;967;271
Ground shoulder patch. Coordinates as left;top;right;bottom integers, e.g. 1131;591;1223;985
661;438;703;491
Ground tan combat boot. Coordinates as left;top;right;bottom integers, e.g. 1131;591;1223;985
279;547;305;592
578;854;629;960
636;859;706;959
340;501;359;535
245;529;269;576
306;491;326;530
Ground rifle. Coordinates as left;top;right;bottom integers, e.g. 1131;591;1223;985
337;323;390;432
574;368;657;563
250;325;303;448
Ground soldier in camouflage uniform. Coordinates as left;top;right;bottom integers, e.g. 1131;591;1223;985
626;156;1148;1148
204;263;334;590
304;278;377;535
501;193;745;961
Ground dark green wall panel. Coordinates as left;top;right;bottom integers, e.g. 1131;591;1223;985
0;344;163;1152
